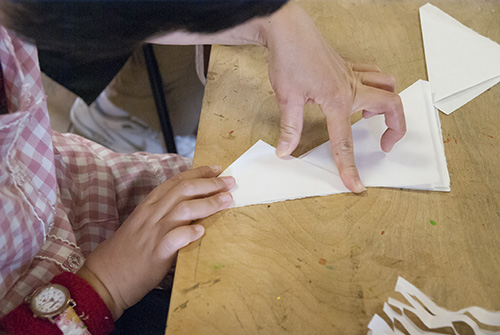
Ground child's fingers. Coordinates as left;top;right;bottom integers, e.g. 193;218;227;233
156;224;205;259
169;176;235;200
144;176;234;224
145;165;223;204
159;192;233;230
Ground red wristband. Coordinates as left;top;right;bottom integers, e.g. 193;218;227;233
0;272;114;335
51;272;114;335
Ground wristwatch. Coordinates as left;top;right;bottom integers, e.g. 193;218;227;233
29;283;92;335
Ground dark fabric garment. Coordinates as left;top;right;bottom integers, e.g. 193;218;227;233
9;1;287;61
39;49;130;104
0;65;7;114
112;288;172;335
32;1;287;104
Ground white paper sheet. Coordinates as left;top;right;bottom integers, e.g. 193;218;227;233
420;3;500;115
301;80;450;191
367;277;500;335
220;80;449;208
219;140;349;208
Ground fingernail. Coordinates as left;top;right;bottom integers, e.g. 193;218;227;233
382;142;394;153
221;176;236;187
276;141;290;157
353;178;367;193
219;192;232;203
211;165;222;173
193;225;205;234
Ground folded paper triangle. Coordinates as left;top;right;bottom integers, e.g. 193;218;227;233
420;3;500;114
219;140;350;208
220;80;449;208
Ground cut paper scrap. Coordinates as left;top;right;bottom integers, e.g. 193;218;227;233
367;277;500;335
301;80;450;192
219;140;350;208
220;80;449;208
420;3;500;115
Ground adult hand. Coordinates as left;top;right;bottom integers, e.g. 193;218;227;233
77;165;235;320
263;2;406;193
148;2;405;194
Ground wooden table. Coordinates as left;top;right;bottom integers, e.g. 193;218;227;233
165;1;500;334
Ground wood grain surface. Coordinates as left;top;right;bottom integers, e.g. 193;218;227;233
166;1;500;334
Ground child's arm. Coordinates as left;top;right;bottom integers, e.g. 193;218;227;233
77;165;234;320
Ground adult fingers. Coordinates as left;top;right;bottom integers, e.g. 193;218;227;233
276;100;305;158
354;85;406;152
351;63;381;73
323;101;366;193
156;225;205;260
362;110;378;119
358;71;396;92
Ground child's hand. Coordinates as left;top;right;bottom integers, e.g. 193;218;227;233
77;165;234;319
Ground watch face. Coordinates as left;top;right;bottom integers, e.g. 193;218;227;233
31;284;70;317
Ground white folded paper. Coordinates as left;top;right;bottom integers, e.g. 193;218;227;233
301;80;450;192
368;277;500;335
219;140;350;208
220;80;450;208
420;3;500;114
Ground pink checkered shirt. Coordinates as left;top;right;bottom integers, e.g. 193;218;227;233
0;27;191;317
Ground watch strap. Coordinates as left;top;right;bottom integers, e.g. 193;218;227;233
53;304;91;335
50;272;114;335
0;272;114;335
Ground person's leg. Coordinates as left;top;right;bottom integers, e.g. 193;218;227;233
105;44;205;138
68;45;204;156
111;288;172;335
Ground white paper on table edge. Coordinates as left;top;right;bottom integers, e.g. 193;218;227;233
434;76;500;115
419;3;500;114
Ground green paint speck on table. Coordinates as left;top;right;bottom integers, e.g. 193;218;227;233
429;219;437;226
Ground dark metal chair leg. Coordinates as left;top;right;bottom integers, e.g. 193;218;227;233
142;44;177;154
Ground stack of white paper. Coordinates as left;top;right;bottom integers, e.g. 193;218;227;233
301;80;450;192
220;80;449;208
420;3;500;114
219;4;500;207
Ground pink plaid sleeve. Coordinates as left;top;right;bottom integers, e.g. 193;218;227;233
1;132;191;315
0;26;192;317
0;27;57;308
52;131;191;254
